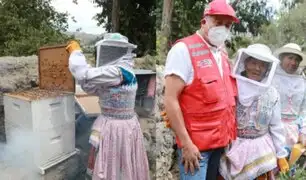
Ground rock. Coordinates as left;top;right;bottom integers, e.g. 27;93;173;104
0;56;38;142
154;65;178;179
156;122;175;180
0;56;38;97
139;117;157;179
154;65;165;122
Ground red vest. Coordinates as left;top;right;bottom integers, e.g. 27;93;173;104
176;33;237;151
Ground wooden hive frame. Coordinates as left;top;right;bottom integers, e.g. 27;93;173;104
38;44;75;93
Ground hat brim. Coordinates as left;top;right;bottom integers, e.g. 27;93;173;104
95;39;137;49
203;13;240;23
274;47;305;62
242;48;280;63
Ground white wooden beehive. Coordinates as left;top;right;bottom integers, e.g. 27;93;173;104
3;89;77;174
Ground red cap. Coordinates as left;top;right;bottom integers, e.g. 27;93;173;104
203;0;239;23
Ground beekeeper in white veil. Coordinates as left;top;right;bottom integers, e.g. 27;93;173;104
219;44;289;180
66;32;150;180
94;33;137;71
272;43;306;152
70;33;137;85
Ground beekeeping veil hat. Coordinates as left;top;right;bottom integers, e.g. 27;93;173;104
95;33;137;68
232;44;280;106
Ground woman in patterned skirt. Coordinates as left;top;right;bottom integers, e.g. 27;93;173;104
66;33;150;180
219;44;289;180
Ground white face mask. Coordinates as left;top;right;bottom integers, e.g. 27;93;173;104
207;26;230;47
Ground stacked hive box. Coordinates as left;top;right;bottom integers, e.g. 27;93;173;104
3;45;77;175
134;69;156;118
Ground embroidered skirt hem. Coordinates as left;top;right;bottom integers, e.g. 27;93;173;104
219;134;277;180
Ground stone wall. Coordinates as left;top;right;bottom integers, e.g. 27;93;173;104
0;56;38;142
155;65;178;180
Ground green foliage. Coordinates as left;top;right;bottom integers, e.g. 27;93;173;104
227;0;274;55
278;166;306;180
230;0;274;36
84;53;96;66
277;154;306;180
156;0;209;43
256;1;306;50
155;31;168;65
155;0;274;55
226;35;253;58
156;0;274;37
134;55;156;71
280;0;305;12
0;0;71;56
91;0;156;57
169;0;209;41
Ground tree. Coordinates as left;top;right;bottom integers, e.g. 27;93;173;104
0;0;71;56
155;0;274;56
90;0;156;57
226;0;274;56
159;0;174;57
111;0;120;32
230;0;274;36
280;0;304;11
256;1;306;51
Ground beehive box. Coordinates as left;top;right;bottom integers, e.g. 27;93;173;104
134;70;156;117
3;88;76;174
38;44;75;92
2;44;78;174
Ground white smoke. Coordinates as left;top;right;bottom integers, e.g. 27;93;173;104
0;121;40;179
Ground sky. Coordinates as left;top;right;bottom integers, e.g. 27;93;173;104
52;0;281;35
51;0;104;35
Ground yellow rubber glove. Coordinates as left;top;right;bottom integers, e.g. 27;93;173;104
161;110;171;128
278;158;289;173
66;40;81;54
289;143;304;165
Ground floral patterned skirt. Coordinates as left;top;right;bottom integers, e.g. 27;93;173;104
219;134;277;180
86;115;150;180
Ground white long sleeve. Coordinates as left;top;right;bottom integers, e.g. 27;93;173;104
68;50;123;95
269;97;289;158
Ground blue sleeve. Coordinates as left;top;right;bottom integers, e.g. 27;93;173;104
119;67;137;85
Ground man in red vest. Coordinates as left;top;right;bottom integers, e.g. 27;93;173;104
163;0;239;179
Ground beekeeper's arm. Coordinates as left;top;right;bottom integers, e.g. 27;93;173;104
66;41;134;95
269;93;289;172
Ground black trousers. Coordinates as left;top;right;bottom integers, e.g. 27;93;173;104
206;147;225;180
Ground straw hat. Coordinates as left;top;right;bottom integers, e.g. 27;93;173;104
274;43;305;62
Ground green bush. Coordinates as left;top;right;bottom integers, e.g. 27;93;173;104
278;166;306;180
